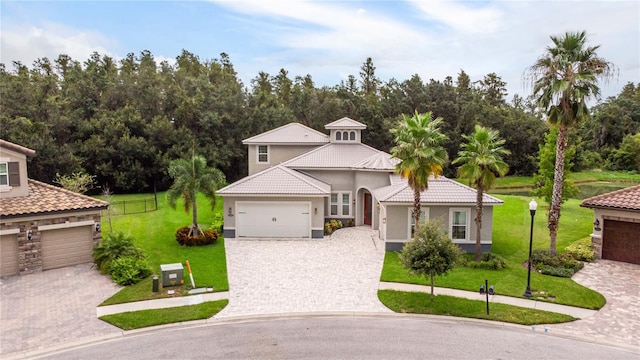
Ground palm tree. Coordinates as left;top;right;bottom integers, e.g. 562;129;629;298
167;155;226;237
453;125;510;261
526;31;615;255
391;111;448;236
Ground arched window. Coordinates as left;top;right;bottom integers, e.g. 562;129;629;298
350;131;356;140
336;132;341;140
343;131;348;140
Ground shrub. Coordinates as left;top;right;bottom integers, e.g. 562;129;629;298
565;238;595;262
324;220;343;235
175;226;218;246
530;249;584;278
460;252;507;270
109;255;152;286
93;232;145;274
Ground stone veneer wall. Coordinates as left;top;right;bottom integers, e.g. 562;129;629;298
0;213;102;275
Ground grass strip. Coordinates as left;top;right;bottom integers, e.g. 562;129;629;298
99;300;228;330
378;290;574;325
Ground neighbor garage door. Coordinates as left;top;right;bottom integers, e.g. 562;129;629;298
0;234;19;277
40;226;94;270
603;219;640;265
237;202;310;238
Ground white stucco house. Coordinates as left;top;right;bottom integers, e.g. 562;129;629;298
217;117;503;251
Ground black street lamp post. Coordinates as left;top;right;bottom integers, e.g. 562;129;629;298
524;199;537;297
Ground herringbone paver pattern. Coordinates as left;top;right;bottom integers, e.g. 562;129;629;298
216;226;391;318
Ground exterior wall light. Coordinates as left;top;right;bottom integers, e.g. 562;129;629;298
593;219;601;231
27;229;33;241
228;207;233;217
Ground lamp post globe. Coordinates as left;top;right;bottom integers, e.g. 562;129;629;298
524;199;537;297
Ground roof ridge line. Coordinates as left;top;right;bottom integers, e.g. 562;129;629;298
280;166;330;193
242;122;328;143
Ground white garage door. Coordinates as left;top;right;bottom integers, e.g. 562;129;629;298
237;202;310;238
1;234;19;277
41;226;94;270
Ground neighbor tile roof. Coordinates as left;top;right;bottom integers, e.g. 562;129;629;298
324;117;367;129
374;177;503;205
217;165;330;196
0;179;108;218
580;184;640;212
242;123;329;144
283;143;391;169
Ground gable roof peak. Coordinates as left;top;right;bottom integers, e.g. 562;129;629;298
242;122;329;145
324;117;367;130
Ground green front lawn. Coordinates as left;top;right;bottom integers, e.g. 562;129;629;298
99;300;228;330
379;290;574;325
380;195;605;309
454;170;640;189
100;192;228;305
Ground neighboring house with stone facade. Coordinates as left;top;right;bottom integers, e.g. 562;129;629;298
0;140;107;277
218;117;503;251
581;184;640;265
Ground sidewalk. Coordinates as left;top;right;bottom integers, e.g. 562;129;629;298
95;283;596;320
96;291;229;317
378;282;598;319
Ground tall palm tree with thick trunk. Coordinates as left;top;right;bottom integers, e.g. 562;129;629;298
391;111;448;236
453;125;510;261
167;155;226;237
526;31;615;255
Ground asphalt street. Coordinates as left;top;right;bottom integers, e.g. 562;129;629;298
37;315;640;360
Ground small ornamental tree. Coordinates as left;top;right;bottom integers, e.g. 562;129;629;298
399;220;460;302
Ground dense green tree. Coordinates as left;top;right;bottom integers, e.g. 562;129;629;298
526;31;615;255
399;220;460;301
391;111;448;235
167;155;226;236
609;133;640;171
453;125;510;261
532;128;579;205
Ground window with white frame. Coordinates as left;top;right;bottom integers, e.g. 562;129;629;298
0;162;8;186
330;192;351;216
450;208;470;241
257;145;269;163
408;208;428;238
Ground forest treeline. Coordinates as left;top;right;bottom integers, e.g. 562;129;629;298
1;50;638;193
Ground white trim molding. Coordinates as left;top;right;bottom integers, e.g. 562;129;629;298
38;220;96;231
0;228;20;235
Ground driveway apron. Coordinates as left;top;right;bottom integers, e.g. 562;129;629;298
0;264;121;356
545;260;640;350
216;226;391;318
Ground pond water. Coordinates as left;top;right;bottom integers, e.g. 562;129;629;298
490;182;635;200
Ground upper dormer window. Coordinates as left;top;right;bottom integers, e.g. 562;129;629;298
336;132;342;141
257;145;269;163
0;162;8;185
350;131;355;140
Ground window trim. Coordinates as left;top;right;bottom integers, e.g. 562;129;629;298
407;207;428;239
330;191;351;217
0;161;8;186
449;208;470;241
257;145;270;164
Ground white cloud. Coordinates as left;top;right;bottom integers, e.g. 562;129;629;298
0;21;116;67
409;0;504;33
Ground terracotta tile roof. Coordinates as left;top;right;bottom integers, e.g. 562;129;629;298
217;165;330;196
0;179;108;218
324;117;367;129
580;184;640;212
242;123;329;144
283;143;386;169
373;176;503;205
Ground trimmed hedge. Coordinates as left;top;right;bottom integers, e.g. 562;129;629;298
530;249;584;278
175;226;218;246
460;252;507;270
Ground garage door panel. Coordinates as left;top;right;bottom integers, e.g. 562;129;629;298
1;234;19;277
41;226;94;270
237;202;310;238
603;220;640;265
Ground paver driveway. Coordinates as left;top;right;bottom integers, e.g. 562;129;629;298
546;260;640;350
0;264;121;357
216;226;391;318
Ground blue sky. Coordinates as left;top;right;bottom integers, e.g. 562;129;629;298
1;1;638;101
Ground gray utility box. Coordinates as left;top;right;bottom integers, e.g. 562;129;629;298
160;263;184;287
